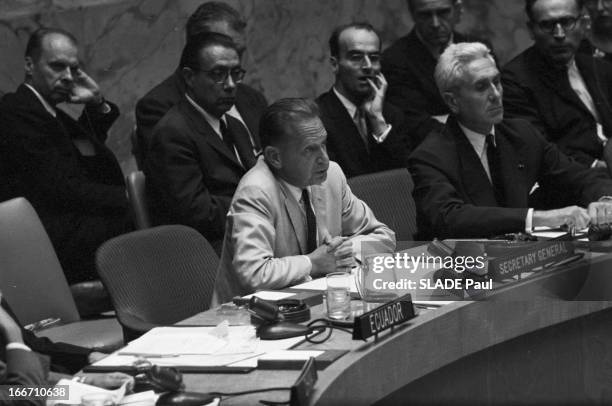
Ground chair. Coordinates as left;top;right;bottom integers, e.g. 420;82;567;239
0;197;123;351
131;126;144;170
126;171;152;229
96;225;219;341
347;169;418;246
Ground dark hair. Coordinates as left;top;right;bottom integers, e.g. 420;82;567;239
328;22;380;58
260;98;321;148
407;0;459;14
25;28;77;60
179;32;238;70
525;0;584;21
186;1;246;40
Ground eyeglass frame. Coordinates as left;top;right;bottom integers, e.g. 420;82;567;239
532;15;584;34
343;51;382;67
191;67;246;84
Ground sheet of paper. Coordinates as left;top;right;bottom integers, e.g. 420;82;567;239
412;300;455;307
258;350;323;361
243;291;296;300
290;275;358;293
47;379;128;405
118;391;158;406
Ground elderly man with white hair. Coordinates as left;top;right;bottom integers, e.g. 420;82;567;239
408;41;612;239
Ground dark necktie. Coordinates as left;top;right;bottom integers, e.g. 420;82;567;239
354;108;370;153
220;118;237;156
302;189;317;253
220;117;256;169
486;134;505;206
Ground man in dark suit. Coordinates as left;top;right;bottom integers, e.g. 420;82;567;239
502;0;612;170
135;1;266;167
0;28;130;284
316;23;411;178
382;0;480;145
409;42;612;239
579;0;612;61
145;33;257;249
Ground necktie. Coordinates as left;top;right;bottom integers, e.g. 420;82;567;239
302;189;317;253
220;118;236;155
354;108;370;153
220;117;256;169
486;134;505;206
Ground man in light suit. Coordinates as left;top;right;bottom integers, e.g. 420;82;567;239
409;42;612;239
213;99;395;303
135;1;266;167
145;33;257;250
316;23;411;178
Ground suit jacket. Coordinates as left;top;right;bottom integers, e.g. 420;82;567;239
579;39;612;63
382;30;479;145
135;69;267;164
145;98;256;244
502;45;612;166
0;349;46;406
315;89;412;178
408;116;612;239
213;158;396;303
0;84;127;243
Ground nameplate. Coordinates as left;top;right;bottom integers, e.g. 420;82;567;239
487;241;575;281
352;294;415;340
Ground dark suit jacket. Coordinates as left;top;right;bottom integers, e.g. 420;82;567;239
382;30;477;145
145;98;255;244
315;89;411;178
0;85;127;243
135;69;267;165
408;116;612;239
0;349;46;406
502;45;612;166
579;39;612;63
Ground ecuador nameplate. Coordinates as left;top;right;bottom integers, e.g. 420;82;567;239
352;294;415;340
487;241;575;281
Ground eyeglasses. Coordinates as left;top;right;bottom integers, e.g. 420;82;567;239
535;16;581;34
585;0;612;10
194;67;246;84
345;52;382;66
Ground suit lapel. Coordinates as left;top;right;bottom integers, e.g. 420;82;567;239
494;125;529;208
235;84;261;148
325;90;370;158
226;115;256;169
577;55;612;133
278;182;308;254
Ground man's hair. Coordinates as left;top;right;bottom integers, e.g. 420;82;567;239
434;42;494;95
186;1;246;40
524;0;584;21
260;98;321;148
25;28;77;60
406;0;459;14
179;32;238;70
328;22;380;58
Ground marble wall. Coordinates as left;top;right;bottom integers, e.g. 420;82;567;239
0;0;533;173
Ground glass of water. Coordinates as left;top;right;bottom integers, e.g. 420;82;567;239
326;272;351;320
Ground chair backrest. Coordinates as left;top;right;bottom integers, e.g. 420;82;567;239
347;169;417;242
0;197;81;325
126;171;152;230
96;225;219;335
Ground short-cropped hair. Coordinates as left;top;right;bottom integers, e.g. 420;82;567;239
524;0;584;21
260;98;321;148
179;32;238;70
25;28;77;60
328;22;380;58
434;42;494;95
186;1;246;40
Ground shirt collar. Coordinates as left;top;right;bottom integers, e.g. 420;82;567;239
458;122;496;156
279;178;310;205
24;83;57;118
185;93;223;135
333;87;358;119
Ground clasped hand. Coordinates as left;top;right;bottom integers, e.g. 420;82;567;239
534;202;612;230
308;236;355;278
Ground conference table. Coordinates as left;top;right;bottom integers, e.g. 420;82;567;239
175;245;612;405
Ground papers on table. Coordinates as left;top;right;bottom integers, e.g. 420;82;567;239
290;273;359;293
47;379;136;405
243;291;296;301
91;324;304;369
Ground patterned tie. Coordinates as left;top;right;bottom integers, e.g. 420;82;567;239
220;116;256;169
302;188;317;253
354;108;370;153
486;134;505;206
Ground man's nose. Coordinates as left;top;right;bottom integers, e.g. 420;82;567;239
60;67;74;82
431;13;441;28
552;22;566;39
223;73;236;90
362;55;373;69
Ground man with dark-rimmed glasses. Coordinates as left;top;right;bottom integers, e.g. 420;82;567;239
502;0;612;204
145;33;257;252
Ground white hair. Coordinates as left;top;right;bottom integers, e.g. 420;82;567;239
434;42;495;96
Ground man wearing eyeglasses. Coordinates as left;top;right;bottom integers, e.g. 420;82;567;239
502;0;612;197
145;33;257;251
580;0;612;61
315;23;412;178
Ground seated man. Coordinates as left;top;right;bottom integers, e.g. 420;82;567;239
579;0;612;62
145;33;258;249
409;42;612;239
135;1;266;165
316;22;411;178
213;99;395;303
502;0;612;169
0;28;130;284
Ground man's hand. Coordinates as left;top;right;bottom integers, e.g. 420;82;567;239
307;244;337;278
0;306;23;344
587;201;612;226
330;239;355;271
82;372;134;391
308;236;355;277
362;73;389;136
533;206;590;230
69;69;102;105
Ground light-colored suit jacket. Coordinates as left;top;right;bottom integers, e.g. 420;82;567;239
212;157;395;304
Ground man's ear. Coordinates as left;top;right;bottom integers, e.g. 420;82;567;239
264;146;282;169
526;21;535;41
24;56;34;77
443;91;459;114
330;56;339;75
182;67;195;89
